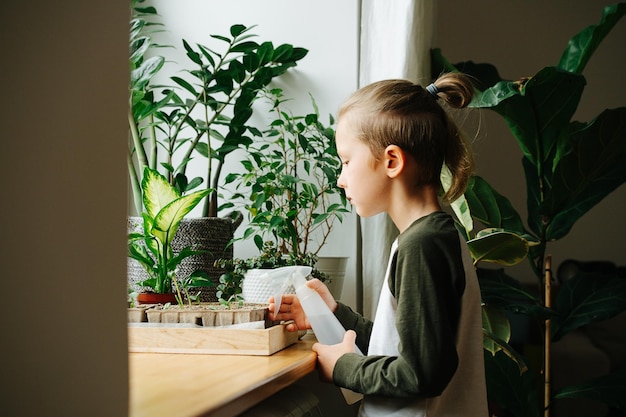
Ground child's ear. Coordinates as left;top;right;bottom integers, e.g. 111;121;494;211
383;145;405;178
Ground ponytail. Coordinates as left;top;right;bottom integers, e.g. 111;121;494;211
429;72;475;203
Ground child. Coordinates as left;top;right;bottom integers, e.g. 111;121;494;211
270;73;488;416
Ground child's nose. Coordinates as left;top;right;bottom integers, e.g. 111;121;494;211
337;170;346;189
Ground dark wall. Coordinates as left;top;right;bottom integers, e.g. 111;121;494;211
0;2;129;416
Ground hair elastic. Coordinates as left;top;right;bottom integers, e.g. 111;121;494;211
425;83;439;98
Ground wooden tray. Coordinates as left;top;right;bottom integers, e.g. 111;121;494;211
128;323;299;356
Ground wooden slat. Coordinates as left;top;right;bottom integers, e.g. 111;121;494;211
128;323;300;355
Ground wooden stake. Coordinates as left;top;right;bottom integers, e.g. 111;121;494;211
544;255;552;417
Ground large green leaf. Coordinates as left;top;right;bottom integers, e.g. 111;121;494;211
152;188;210;245
551;269;626;341
140;212;159;258
473;67;585;170
142;168;180;219
131;55;165;91
127;241;155;272
554;369;626;409
557;3;626;74
468;229;535;266
540;108;626;240
167;246;206;271
482;308;529;375
464;176;529;237
482;305;511;354
477;268;551;319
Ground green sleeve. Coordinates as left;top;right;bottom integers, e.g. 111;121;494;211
334;302;373;354
333;215;464;398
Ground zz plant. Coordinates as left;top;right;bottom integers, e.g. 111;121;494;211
128;1;308;217
433;3;626;416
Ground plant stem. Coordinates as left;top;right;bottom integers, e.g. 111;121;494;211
129;107;148;170
172;277;184;307
128;109;147;214
543;255;552;417
148;113;157;170
127;151;142;215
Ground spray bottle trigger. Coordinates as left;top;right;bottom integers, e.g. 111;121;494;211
260;266;312;315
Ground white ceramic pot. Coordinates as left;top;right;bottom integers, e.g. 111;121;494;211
242;268;296;304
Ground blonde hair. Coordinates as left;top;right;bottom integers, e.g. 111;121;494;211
337;73;475;203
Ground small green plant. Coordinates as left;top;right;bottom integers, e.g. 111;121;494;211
128;167;214;305
172;274;209;306
214;241;330;307
213;267;245;309
224;88;350;257
128;288;138;308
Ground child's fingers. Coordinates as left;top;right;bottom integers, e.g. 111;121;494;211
344;330;357;351
285;321;299;332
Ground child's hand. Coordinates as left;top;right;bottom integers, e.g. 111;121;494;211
268;293;310;332
268;278;337;332
312;330;357;382
306;278;338;313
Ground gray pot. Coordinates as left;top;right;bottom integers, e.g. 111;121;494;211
127;212;243;302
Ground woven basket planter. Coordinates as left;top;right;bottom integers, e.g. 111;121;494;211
127;213;243;302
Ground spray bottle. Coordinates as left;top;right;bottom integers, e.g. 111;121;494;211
263;266;364;404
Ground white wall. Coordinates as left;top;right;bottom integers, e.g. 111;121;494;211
1;1;129;416
148;0;361;307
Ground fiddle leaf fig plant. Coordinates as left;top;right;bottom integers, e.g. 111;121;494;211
128;168;213;304
433;3;626;415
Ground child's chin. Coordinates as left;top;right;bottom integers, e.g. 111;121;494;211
355;208;374;218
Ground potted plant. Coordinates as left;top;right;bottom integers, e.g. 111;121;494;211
128;167;213;305
215;240;330;305
126;168;269;326
222;88;351;299
127;1;308;299
432;3;626;415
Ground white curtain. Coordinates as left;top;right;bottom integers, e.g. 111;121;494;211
357;0;435;318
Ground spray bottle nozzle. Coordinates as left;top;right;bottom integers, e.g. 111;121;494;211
261;265;312;315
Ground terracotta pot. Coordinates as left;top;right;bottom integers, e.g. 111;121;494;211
136;292;177;305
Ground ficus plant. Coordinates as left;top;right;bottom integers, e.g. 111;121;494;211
223;88;350;258
434;3;626;416
128;1;308;217
128;168;213;306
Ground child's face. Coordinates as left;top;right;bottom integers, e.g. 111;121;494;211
336;117;389;218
